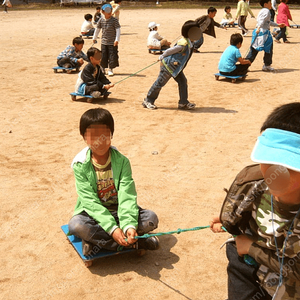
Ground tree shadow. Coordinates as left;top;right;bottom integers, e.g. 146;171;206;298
89;235;179;280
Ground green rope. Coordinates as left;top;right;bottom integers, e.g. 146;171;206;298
134;225;210;239
114;60;159;85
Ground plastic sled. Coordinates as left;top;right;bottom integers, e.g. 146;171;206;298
148;48;166;54
214;73;247;83
70;91;111;102
80;33;93;39
61;224;145;267
291;24;300;28
53;66;78;73
224;22;238;28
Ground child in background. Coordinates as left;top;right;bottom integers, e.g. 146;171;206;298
218;33;251;76
75;47;114;103
94;6;101;24
275;0;292;43
245;0;285;72
147;21;171;50
235;0;255;36
220;6;235;27
2;0;11;13
68;108;159;256
142;20;201;110
57;37;89;73
93;3;120;77
81;14;95;37
211;102;300;300
110;0;122;20
194;7;225;53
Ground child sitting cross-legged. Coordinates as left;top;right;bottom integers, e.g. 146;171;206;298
218;33;251;77
68;108;160;256
75;47;114;103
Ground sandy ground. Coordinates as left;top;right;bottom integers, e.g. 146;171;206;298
1;6;300;300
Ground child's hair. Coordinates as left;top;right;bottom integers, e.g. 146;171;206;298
87;47;102;60
80;108;115;137
225;6;231;12
259;0;271;7
84;13;93;21
181;20;199;38
260;102;300;134
72;37;84;45
208;7;217;14
230;33;243;46
114;0;122;3
280;0;287;2
96;6;101;10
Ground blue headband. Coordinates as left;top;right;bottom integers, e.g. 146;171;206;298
102;4;112;13
251;128;300;172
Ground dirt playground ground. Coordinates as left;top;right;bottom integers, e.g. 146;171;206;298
1;6;300;300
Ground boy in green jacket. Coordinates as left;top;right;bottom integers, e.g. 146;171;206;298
68;108;159;255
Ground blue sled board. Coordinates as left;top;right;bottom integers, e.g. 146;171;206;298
291;24;300;28
214;73;247;83
61;224;136;267
70;92;111;101
53;66;78;73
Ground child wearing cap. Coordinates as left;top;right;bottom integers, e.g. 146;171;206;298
211;102;300;299
147;21;171;50
93;3;120;76
143;20;201;110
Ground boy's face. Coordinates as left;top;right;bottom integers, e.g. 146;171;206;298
208;11;217;19
74;43;83;52
90;51;101;66
84;125;111;157
260;164;300;204
264;1;272;9
236;42;242;49
102;10;112;19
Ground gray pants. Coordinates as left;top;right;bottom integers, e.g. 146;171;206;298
68;208;158;251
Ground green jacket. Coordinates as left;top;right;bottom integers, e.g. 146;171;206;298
71;147;139;235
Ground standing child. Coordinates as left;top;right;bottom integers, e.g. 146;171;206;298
245;0;285;72
220;6;235;27
81;14;95;37
142;20;201;110
2;0;11;13
211;102;300;300
93;3;120;77
194;7;225;53
57;37;89;73
94;6;101;24
235;0;255;36
68;108;159;255
75;47;114;103
218;33;251;76
147;21;171;50
110;0;122;20
275;0;292;43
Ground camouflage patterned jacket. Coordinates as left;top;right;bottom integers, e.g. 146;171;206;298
220;164;300;299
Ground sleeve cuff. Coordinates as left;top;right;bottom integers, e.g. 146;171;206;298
123;225;136;235
108;225;119;235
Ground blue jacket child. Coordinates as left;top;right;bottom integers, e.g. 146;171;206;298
142;20;201;111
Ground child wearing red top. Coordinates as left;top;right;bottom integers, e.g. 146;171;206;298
275;0;292;43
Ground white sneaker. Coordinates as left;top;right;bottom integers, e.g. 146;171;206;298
108;69;114;76
243;30;249;36
262;65;275;72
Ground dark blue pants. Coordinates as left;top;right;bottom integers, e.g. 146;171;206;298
101;44;119;69
226;242;272;300
245;43;273;67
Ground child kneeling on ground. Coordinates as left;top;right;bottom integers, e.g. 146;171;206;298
68;108;159;256
75;47;114;103
211;102;300;299
218;33;251;77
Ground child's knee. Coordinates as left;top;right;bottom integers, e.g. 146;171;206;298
138;209;159;233
68;215;93;240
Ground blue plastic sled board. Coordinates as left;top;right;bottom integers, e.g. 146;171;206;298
61;224;141;267
53;66;78;73
224;22;238;27
291;24;300;28
70;92;111;101
80;34;93;39
214;73;247;83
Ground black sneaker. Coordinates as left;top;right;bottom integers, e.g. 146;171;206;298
137;236;159;250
